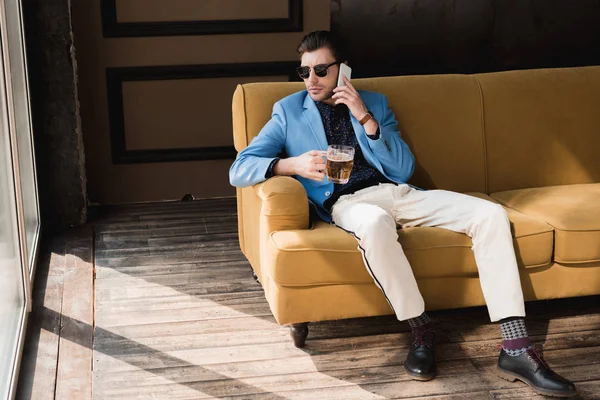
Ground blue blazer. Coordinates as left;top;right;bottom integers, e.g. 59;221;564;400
229;90;415;222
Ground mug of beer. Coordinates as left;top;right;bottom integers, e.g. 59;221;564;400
326;145;355;184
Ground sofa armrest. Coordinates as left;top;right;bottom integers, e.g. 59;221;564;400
253;176;310;232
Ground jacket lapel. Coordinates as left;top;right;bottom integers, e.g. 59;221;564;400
302;94;328;150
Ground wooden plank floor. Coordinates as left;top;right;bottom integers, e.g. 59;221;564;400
17;228;94;400
18;198;600;399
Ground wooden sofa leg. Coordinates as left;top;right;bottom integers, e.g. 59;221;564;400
289;323;309;348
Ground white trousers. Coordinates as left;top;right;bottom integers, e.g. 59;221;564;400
330;183;526;322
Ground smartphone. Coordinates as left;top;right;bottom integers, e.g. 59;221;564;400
337;63;352;87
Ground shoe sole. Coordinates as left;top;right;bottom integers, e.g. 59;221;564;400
497;366;576;398
404;364;436;381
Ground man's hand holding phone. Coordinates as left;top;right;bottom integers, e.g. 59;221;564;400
332;69;369;122
333;65;378;136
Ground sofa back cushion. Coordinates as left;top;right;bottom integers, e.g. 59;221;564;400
233;74;487;193
354;75;486;193
476;66;600;193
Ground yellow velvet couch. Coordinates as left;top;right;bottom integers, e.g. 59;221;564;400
231;66;600;347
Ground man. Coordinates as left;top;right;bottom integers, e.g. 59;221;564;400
229;31;576;397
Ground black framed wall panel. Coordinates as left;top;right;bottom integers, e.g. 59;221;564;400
101;0;303;38
106;61;298;164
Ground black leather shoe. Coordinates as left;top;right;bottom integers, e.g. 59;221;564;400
404;328;436;381
497;347;576;397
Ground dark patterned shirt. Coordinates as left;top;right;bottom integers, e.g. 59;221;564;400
316;102;392;210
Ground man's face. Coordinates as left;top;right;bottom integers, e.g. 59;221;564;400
300;47;339;103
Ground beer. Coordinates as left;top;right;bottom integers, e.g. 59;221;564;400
326;145;355;184
327;156;354;184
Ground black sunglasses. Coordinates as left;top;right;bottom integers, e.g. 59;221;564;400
296;61;340;80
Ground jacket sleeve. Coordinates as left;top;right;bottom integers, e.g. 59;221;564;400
229;102;287;188
366;94;415;183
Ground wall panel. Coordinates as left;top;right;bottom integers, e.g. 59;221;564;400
102;0;303;37
72;0;329;203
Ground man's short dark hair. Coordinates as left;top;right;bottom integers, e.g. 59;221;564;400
296;30;346;62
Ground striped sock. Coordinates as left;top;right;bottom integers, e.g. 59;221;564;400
500;317;532;356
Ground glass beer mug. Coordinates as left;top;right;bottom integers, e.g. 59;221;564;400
326;145;355;184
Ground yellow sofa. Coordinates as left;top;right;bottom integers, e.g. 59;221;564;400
231;66;600;347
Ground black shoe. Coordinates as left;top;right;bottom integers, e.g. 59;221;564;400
497;347;576;397
404;328;436;381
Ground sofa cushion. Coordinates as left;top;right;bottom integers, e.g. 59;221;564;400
355;75;486;193
475;66;600;193
267;194;554;286
492;184;600;264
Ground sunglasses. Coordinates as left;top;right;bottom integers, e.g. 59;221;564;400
296;61;340;80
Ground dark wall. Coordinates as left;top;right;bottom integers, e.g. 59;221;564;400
331;0;600;77
23;0;87;229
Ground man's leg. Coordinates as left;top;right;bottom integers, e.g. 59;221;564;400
391;185;575;395
331;185;425;321
331;184;436;381
391;185;525;321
